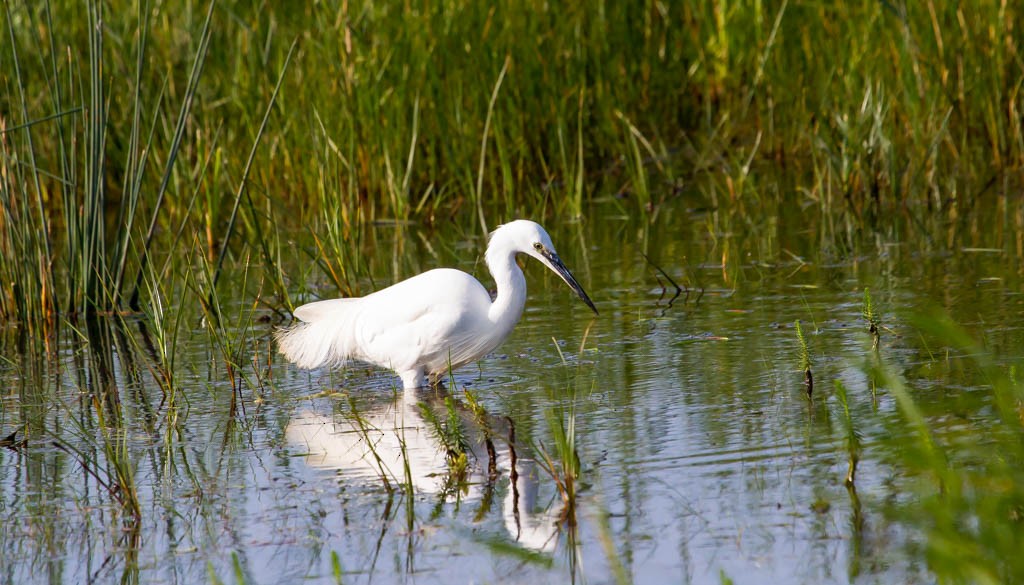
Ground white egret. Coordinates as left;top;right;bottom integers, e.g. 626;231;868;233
276;219;597;388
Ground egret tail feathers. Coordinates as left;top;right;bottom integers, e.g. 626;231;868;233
276;299;360;369
293;298;358;322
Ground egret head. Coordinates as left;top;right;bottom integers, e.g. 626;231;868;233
490;220;599;315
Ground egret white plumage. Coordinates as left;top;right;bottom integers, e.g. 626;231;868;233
276;220;597;388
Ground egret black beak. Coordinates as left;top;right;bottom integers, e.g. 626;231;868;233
540;249;599;315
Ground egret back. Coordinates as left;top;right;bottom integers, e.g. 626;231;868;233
346;269;504;375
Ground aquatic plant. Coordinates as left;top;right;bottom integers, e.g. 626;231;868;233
418;396;471;480
3;1;1019;256
833;379;861;487
875;312;1024;583
0;1;218;328
795;319;813;396
862;288;880;350
464;388;499;480
535;402;580;528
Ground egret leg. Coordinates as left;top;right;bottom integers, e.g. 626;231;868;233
399;368;426;390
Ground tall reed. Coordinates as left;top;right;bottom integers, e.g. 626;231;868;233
3;1;1022;337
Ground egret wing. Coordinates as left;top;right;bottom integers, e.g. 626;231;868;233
350;269;496;373
352;296;467;371
278;268;501;377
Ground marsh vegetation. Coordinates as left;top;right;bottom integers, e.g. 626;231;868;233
2;1;1024;583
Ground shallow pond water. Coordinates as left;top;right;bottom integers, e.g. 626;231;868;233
2;199;1022;584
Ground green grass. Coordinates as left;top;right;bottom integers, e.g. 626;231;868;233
3;0;1022;329
871;313;1024;584
795;319;812;395
833;379;861;487
418;395;471;478
862;287;880;350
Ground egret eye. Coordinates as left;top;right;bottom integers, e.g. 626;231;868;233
533;242;544;251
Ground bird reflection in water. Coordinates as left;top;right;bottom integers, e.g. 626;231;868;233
285;387;566;553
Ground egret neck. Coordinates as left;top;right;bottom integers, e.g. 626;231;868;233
486;246;528;338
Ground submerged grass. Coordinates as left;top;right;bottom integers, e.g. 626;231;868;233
418;395;471;480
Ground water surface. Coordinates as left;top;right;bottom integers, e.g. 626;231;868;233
2;199;1022;583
